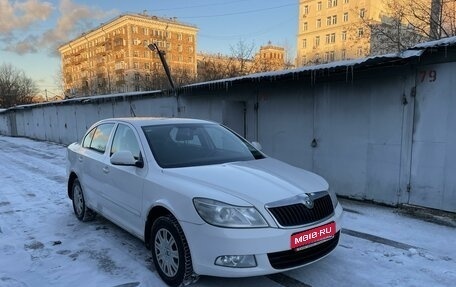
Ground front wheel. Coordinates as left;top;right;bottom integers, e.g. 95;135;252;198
150;215;197;286
71;178;95;221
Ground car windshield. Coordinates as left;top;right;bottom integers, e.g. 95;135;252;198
142;123;264;168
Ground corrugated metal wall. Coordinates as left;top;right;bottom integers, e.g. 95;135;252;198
0;61;455;212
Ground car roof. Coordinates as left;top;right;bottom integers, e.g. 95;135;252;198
96;117;216;128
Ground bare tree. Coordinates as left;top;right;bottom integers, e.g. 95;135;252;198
228;40;256;77
358;0;456;55
53;66;65;97
197;54;232;82
0;63;38;108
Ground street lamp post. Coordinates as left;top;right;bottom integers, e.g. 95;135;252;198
147;43;175;90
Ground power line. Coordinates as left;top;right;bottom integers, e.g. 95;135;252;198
150;0;247;12
177;3;296;19
199;16;296;40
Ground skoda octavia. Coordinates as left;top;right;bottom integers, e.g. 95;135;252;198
66;117;342;286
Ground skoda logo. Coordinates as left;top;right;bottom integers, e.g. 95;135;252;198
303;197;314;209
303;198;314;209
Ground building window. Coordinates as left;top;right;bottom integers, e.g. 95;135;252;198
359;8;366;18
144;63;150;69
303;22;308;31
357;46;363;56
133;51;139;57
328;0;337;8
132;26;138;33
332;15;337;25
302;56;307;65
316;18;321;28
325;34;330;44
317;1;322;11
330;33;336;43
327;16;331;26
143;28;149;35
343;12;349;22
302;38;307;48
315;36;320;46
178;45;183;52
358;28;364;37
344;0;349;3
304;5;309;15
341;49;346;60
329;51;335;61
325;52;330;61
134;73;140;81
177;33;183;40
341;31;347;41
133;62;139;69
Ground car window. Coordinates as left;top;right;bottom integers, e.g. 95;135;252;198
205;126;247;153
169;126;203;147
142;123;264;168
89;123;114;153
111;124;141;159
82;127;96;148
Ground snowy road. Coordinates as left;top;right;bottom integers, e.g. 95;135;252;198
0;135;455;287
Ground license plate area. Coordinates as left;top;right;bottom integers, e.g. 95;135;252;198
290;222;336;250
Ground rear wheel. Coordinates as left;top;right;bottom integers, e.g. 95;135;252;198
150;215;197;286
71;178;95;221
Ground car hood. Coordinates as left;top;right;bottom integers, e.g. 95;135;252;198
162;158;328;208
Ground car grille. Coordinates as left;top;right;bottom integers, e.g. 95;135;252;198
267;194;334;227
267;231;340;269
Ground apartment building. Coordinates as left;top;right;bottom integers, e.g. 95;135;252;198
58;13;198;96
297;0;386;66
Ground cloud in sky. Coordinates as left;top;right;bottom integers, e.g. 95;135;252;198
0;0;53;34
1;0;117;56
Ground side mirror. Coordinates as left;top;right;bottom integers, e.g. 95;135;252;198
111;151;143;168
251;141;262;151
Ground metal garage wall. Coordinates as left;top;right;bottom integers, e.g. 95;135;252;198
257;82;315;170
0;111;10;135
0;46;455;212
312;69;416;205
410;62;456;212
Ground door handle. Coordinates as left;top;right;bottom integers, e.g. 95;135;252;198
102;166;110;174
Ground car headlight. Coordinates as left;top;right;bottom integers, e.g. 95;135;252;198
193;198;268;228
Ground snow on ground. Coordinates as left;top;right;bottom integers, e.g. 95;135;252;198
0;135;455;287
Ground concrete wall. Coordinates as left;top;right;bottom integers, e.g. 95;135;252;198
1;53;456;212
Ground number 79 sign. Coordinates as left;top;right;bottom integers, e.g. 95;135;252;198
419;70;437;83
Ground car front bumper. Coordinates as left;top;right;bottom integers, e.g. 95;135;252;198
180;202;343;277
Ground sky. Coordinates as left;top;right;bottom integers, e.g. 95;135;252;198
1;134;455;286
0;0;298;99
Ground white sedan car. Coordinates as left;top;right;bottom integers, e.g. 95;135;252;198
67;117;342;286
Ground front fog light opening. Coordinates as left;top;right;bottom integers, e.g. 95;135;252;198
215;255;257;268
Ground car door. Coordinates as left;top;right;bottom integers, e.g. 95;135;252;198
80;123;115;212
104;123;146;237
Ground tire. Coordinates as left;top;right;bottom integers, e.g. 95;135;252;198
71;178;95;222
150;215;197;286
